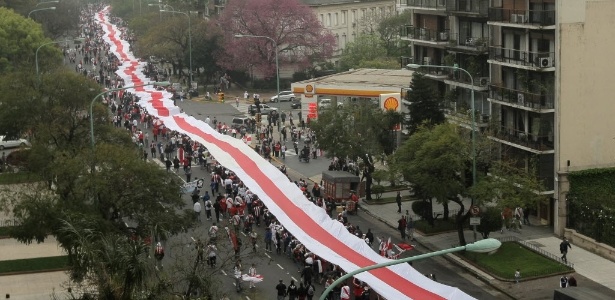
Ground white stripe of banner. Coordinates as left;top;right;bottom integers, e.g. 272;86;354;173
95;7;474;300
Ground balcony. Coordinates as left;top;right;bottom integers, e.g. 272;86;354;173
447;34;489;53
488;46;555;70
488;8;555;27
398;0;447;10
489;85;554;112
446;0;488;16
400;25;450;45
490;126;554;153
214;0;226;6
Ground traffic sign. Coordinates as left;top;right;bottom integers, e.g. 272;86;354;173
470;217;481;225
470;205;481;216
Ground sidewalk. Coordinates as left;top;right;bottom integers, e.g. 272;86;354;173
359;197;615;299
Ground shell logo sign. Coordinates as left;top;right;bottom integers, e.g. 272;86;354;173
383;97;399;111
305;84;315;97
379;93;401;112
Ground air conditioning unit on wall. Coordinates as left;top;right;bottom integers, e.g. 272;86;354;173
479;77;490;86
538;57;553;68
517;93;525;104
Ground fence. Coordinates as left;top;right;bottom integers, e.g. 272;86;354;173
495;236;575;269
0;219;19;227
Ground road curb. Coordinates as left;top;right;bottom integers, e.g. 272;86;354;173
359;206;517;300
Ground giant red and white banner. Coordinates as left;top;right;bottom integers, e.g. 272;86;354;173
95;7;474;300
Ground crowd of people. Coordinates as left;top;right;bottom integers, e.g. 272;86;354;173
73;6;422;299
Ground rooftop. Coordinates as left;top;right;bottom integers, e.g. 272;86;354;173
294;68;414;88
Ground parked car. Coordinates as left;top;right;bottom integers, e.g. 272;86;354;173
291;99;301;109
270;91;296;102
0;135;30;150
231;117;251;130
248;104;278;116
318;99;343;110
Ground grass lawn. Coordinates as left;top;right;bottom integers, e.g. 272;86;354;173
461;242;572;280
0;256;69;274
0;172;41;184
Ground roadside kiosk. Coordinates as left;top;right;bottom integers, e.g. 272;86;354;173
322;170;365;214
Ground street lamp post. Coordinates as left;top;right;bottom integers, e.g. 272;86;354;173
90;82;169;148
36;38;85;86
36;0;59;7
28;6;56;18
318;239;501;300
149;3;174;19
234;34;279;106
160;9;191;88
407;63;478;241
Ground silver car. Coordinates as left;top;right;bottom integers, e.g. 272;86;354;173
0;135;30;150
270;91;296;102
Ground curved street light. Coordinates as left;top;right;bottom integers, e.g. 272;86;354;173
234;34;279;105
36;0;60;7
90;82;170;148
28;7;56;18
36;38;85;86
318;238;502;300
408;62;478;241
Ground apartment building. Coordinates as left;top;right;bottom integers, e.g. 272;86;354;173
305;0;396;65
397;0;615;235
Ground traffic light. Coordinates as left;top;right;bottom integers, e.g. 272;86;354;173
218;92;225;102
256;113;261;123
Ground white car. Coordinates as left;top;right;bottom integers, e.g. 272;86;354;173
318;99;343;109
0;135;30;150
270;91;296;102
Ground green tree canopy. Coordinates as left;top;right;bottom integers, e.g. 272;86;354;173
339;34;389;70
0;7;62;74
405;72;445;134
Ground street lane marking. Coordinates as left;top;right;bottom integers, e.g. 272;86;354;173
292;276;298;282
277;264;284;269
265;253;271;259
221;270;227;276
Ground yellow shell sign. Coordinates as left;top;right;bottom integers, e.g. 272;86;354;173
305;84;314;93
383;97;399;111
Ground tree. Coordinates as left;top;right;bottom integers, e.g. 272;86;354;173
339;34;389;70
0;69;196;298
390;123;466;227
476;207;502;239
310;103;402;199
0;7;62;74
216;0;335;78
405;72;445;134
377;10;413;57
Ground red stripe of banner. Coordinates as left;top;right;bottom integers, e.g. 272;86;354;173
172;116;444;300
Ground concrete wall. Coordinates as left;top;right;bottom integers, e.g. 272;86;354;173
557;1;615;173
554;0;615;234
311;0;396;61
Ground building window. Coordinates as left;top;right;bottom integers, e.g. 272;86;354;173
371;8;376;17
327;13;331;26
351;10;356;23
336;34;339;50
379;7;384;17
320;14;324;25
342;11;347;24
361;9;366;19
342;33;347;49
335;13;339;26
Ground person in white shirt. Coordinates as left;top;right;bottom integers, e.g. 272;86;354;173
193;201;202;222
248;264;257;288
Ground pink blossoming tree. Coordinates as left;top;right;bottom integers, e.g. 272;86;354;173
216;0;336;78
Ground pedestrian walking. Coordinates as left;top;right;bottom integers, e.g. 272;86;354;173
568;276;577;287
287;280;298;300
185;166;192;182
206;242;217;267
514;269;521;284
193;201;202;222
265;227;273;252
248;264;257;288
276;279;287;300
165;158;172;172
340;283;351;300
560;238;572;262
405;211;415;241
398;216;407;240
236;96;239;107
204;195;213;220
396;191;402;213
559;275;568;288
